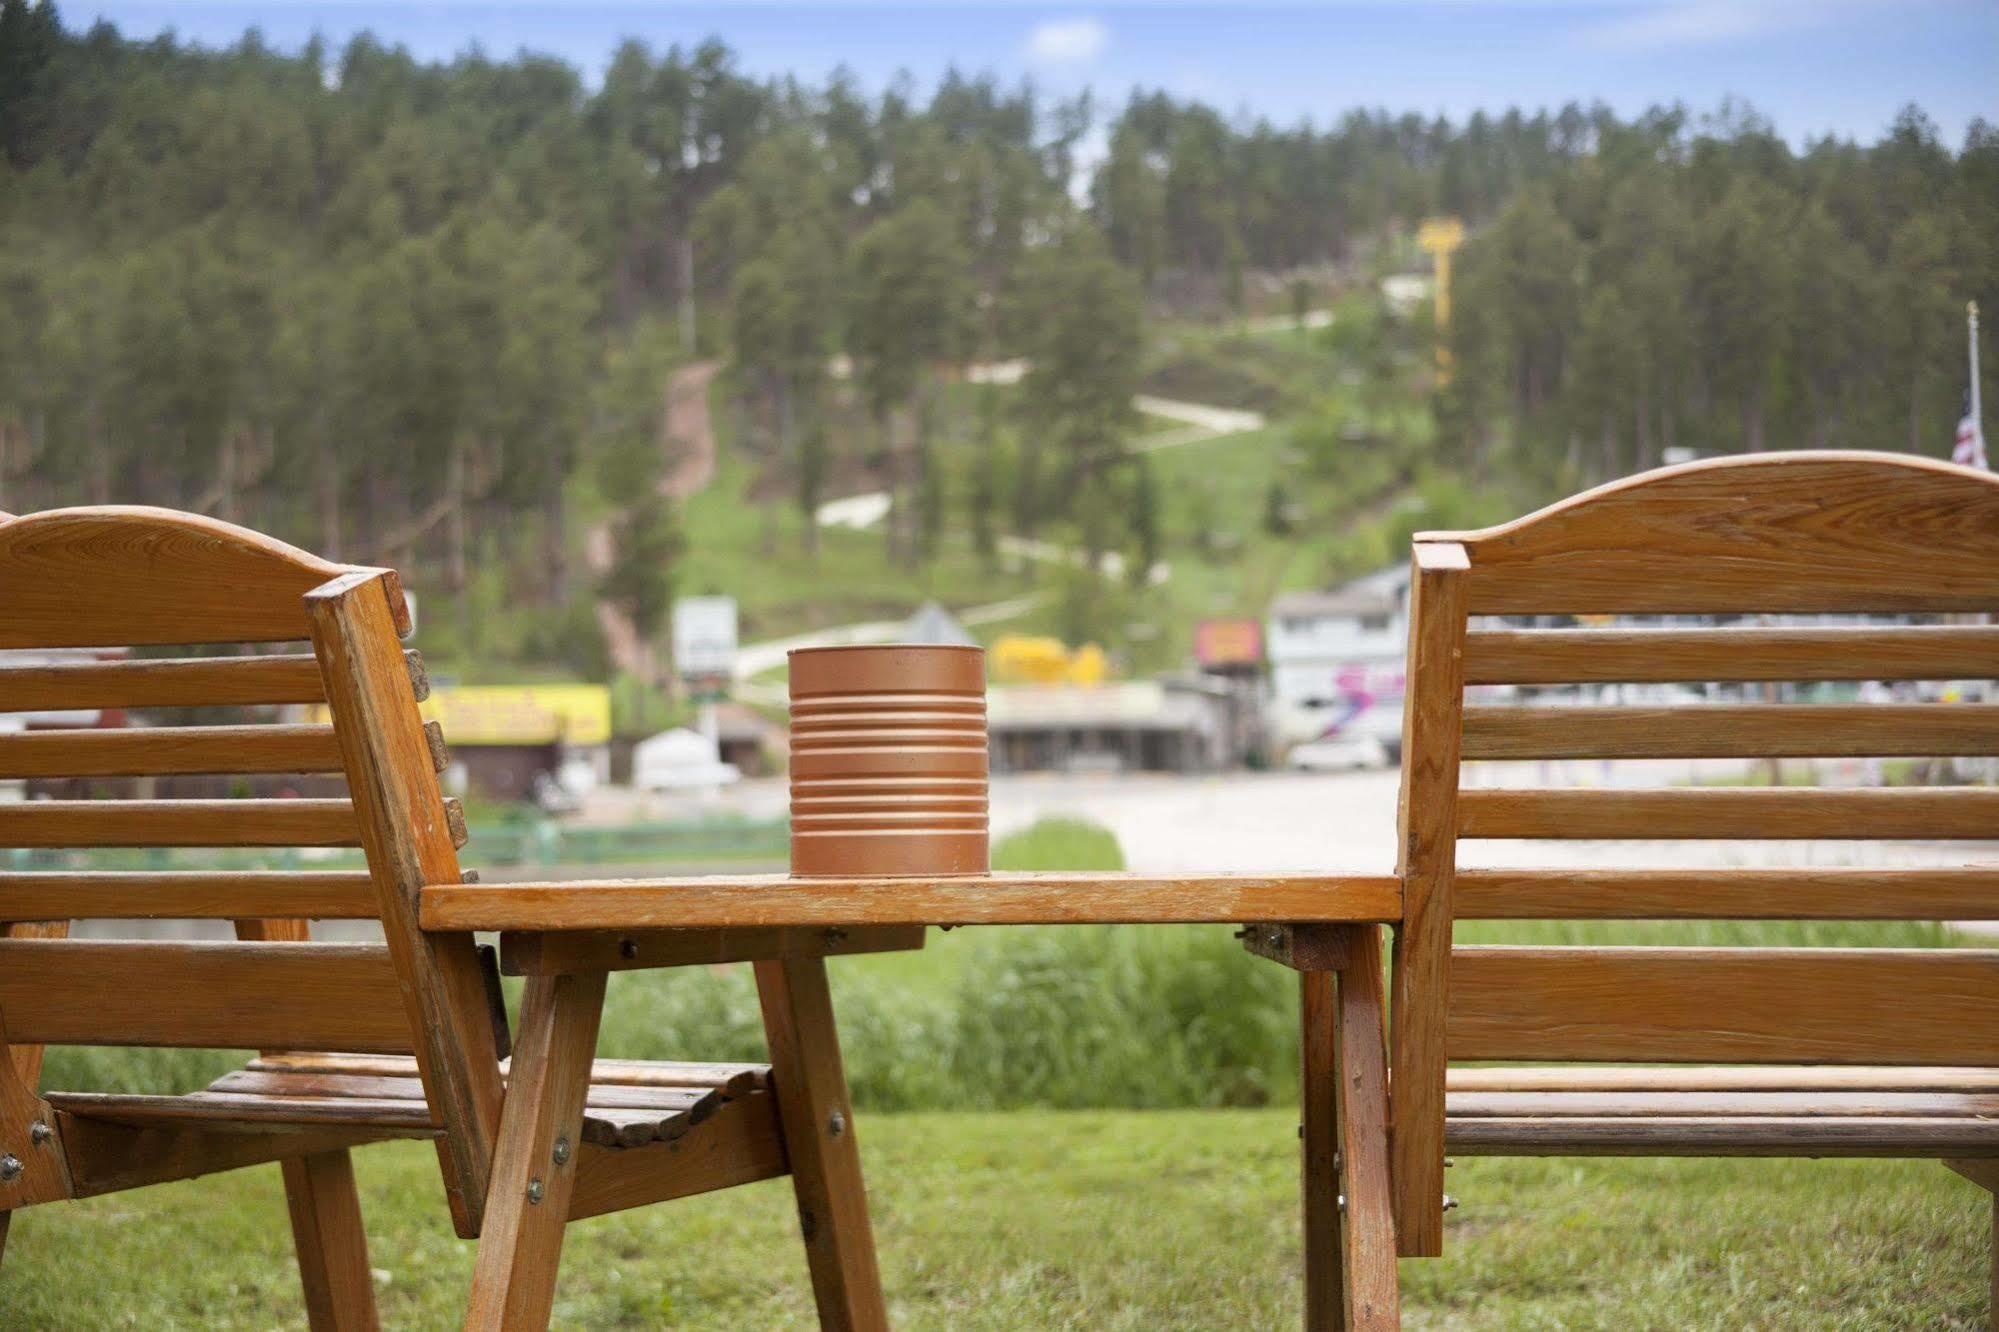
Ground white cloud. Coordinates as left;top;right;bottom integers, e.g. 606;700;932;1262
1574;1;1852;52
1027;17;1108;66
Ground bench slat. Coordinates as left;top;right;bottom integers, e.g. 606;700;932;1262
0;871;380;920
1460;705;1999;760
1453;867;1999;920
0;653;332;710
1450;1090;1999;1118
1456;787;1999;839
1447;1065;1999;1093
0;939;413;1052
1448;946;1999;1065
1445;1115;1999;1157
0;724;347;778
1462;626;1999;685
0;797;463;848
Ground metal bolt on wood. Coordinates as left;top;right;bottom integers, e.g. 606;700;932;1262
1441;1195;1459;1212
828;1110;846;1139
619;937;639;960
0;1154;20;1181
526;1177;544;1205
29;1120;51;1146
552;1135;571;1166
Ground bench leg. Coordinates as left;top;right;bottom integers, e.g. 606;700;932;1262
463;972;606;1332
283;1149;380;1331
755;956;889;1331
1301;926;1400;1331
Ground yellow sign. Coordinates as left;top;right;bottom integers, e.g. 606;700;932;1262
309;684;611;747
990;635;1111;686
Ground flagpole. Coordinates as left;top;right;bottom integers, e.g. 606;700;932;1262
1971;301;1982;435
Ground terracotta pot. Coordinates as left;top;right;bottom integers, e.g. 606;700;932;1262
788;644;989;877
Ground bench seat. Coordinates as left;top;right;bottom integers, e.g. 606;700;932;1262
47;1053;773;1150
1446;1066;1999;1158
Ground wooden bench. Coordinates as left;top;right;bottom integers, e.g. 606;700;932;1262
0;506;913;1329
1375;452;1999;1320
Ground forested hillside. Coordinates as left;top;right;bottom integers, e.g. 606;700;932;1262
2;1;1992;679
1446;105;1998;487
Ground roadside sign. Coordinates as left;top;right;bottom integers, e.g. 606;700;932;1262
673;596;738;685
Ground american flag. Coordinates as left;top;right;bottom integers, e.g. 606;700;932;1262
1955;396;1988;470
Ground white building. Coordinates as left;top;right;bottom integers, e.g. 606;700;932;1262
1265;565;1410;760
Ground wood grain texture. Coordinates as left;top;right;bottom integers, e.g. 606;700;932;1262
1449;1090;1999;1118
0;653;330;711
0;871;380;921
308;569;503;1238
1390;541;1467;1259
56;1114;402;1199
500;924;926;975
1332;926;1399;1331
1420;452;1999;614
0;939;412;1052
0;506;407;647
1463;625;1999;685
1453;867;1999;920
244;1051;769;1097
1445;1115;1999;1157
755;956;889;1332
1299;968;1344;1332
281;1149;381;1332
462;971;605;1332
0;724;346;778
1448;1066;1999;1093
0;798;361;847
422;872;1402;931
1244;923;1353;973
1456;787;1999;840
566;1092;790;1221
1460;704;1999;760
1448;947;1999;1065
3;919;67;1088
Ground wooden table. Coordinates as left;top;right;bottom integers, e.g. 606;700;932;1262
420;869;1402;974
418;869;1407;1330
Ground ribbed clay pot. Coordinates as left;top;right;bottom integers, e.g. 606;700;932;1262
788;644;989;877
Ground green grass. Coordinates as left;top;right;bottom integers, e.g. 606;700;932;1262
13;817;1992;1324
0;1118;1983;1329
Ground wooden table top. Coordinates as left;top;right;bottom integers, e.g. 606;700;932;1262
419;870;1402;931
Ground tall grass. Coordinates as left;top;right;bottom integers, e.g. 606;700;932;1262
36;816;1966;1108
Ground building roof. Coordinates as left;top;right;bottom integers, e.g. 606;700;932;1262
1268;565;1408;620
902;600;978;646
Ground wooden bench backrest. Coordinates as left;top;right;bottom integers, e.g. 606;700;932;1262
0;507;503;1229
1388;451;1999;1254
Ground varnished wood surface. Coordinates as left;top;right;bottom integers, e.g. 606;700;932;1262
1331;926;1399;1330
0;871;380;921
0;723;346;778
1389;540;1468;1259
1444;1115;1999;1157
1463;625;1999;685
281;1149;382;1332
308;568;501;1237
1460;704;1999;760
421;872;1402;931
461;971;606;1331
0;798;363;847
0;506;408;647
0;939;413;1052
1448;947;1999;1065
1422;452;1999;614
500;924;926;975
566;1093;790;1222
0;653;322;710
1456;787;1999;840
1453;867;1999;920
1448;1065;1999;1093
756;955;890;1332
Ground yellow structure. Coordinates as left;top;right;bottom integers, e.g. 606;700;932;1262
1417;216;1466;382
309;683;612;746
990;635;1111;686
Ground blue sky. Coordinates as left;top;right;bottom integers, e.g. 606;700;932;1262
65;2;1999;148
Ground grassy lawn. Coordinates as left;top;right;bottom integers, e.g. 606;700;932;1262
0;1119;1983;1329
8;820;1990;1326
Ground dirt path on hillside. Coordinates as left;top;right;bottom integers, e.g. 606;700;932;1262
587;359;721;680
